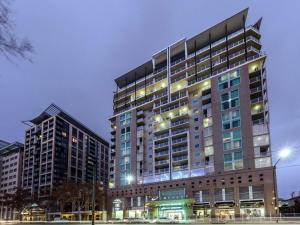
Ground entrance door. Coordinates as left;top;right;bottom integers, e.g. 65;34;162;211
167;211;183;221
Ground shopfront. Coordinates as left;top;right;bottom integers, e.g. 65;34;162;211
112;199;124;219
240;200;265;218
215;202;235;220
146;198;195;221
193;203;211;219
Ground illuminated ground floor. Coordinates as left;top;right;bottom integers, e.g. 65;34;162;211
47;211;107;221
108;168;276;221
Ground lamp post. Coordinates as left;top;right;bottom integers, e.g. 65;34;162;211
92;165;95;225
273;148;291;218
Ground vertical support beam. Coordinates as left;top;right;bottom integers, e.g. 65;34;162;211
134;72;137;106
209;33;213;76
243;15;248;61
194;40;197;81
144;67;147;101
124;77;128;109
225;24;230;69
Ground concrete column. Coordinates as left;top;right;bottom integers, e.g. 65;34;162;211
234;186;240;218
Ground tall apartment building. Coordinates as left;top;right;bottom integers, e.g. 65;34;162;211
22;104;109;200
0;142;23;220
108;9;275;220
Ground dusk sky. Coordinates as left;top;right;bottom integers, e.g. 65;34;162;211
1;0;300;198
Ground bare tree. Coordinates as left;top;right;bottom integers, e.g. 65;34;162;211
0;0;33;61
5;187;31;220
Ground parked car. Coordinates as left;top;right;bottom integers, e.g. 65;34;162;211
123;217;149;223
151;217;177;224
107;218;123;224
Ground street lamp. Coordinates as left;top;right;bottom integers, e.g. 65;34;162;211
273;148;291;217
127;175;134;185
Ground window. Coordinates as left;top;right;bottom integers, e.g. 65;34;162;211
120;112;132;126
221;90;240;110
218;69;240;90
224;151;243;171
223;130;241;151
203;117;213;127
121;141;131;156
255;157;271;168
121;127;131;142
222;110;240;130
204;137;213;147
204;146;214;156
253;135;269;147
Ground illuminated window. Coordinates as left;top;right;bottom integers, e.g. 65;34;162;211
203;117;213;128
204;146;214;156
121;127;131;142
224;151;243;171
223;130;241;151
221;90;239;110
222;110;240;130
255;157;271;168
120;112;132;126
218;69;240;90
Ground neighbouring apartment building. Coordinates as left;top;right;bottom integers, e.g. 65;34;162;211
0;141;23;220
22;104;109;211
108;8;276;220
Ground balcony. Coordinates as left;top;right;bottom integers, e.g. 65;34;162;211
154;66;167;75
173;164;188;172
250;86;262;94
250;76;261;84
154;132;169;141
172;156;188;165
155;168;169;174
171;66;186;76
155;159;169;166
137;110;144;118
251;107;264;115
172;146;188;156
137;117;145;126
252;124;268;136
251;97;263;104
154;142;169;150
171;119;189;129
171;128;188;136
252;118;264;125
172;137;187;146
155;151;169;158
171;57;185;67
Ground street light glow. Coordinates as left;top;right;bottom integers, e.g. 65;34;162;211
278;148;291;159
127;174;133;184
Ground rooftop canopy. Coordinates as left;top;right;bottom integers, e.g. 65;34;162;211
114;8;249;89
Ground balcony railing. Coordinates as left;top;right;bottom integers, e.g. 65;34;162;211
173;155;188;162
250;76;261;84
251;97;263;104
172;146;188;153
155;159;169;165
171;66;186;75
155;151;169;157
171;119;189;127
250;86;262;94
154;142;169;149
155;133;169;140
171;57;185;67
172;137;187;145
171;128;188;136
154;66;167;75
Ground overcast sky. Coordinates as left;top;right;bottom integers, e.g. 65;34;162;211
1;0;300;198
